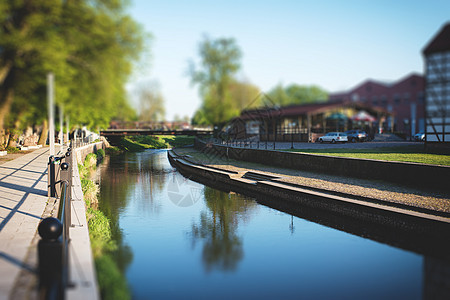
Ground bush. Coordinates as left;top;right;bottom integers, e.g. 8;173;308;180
84;153;98;169
78;164;88;179
105;146;122;155
96;148;105;160
131;135;169;149
87;207;116;256
119;137;147;152
81;178;99;207
0;146;20;153
80;146;131;299
95;255;131;300
158;135;195;148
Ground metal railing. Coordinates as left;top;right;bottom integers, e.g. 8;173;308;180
47;148;72;198
70;134;101;149
70;137;90;149
39;147;73;299
220;140;278;150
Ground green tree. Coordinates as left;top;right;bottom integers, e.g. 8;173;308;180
267;83;328;106
0;0;68;144
229;80;262;113
0;0;146;144
189;36;242;126
135;81;165;122
191;109;209;126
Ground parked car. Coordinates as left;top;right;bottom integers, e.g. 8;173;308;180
414;131;425;141
345;130;368;142
318;132;348;143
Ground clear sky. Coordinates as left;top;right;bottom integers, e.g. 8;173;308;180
126;0;450;121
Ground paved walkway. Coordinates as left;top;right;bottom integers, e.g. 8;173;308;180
0;147;49;299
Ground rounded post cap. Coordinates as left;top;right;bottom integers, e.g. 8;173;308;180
38;217;62;240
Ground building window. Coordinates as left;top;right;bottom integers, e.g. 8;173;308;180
372;96;378;106
381;95;387;106
404;93;410;103
417;92;424;103
394;94;400;105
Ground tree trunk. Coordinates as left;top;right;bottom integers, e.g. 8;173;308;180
7;118;22;148
6;131;18;148
0;130;5;148
38;119;48;146
0;133;9;149
0;62;13;85
0;89;14;134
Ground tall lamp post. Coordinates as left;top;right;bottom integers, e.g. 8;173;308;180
48;73;55;156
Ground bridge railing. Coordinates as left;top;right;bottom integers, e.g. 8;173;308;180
70;137;93;149
39;148;73;299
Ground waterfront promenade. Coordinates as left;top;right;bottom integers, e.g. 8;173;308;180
0;146;99;300
0;147;49;299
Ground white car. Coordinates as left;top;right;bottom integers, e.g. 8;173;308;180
414;131;425;141
318;132;348;143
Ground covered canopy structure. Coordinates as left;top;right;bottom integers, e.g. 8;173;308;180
227;100;391;142
351;111;376;122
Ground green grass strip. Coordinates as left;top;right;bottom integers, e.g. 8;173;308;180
285;146;450;166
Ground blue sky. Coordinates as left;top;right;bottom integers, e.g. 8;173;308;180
126;0;450;121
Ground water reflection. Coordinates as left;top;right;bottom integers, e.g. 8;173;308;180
190;188;257;272
96;150;449;299
98;150;175;276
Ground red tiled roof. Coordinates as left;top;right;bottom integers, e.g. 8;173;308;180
238;102;344;120
423;23;450;55
235;101;389;121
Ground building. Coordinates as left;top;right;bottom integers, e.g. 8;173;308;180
329;73;425;138
227;101;390;142
423;22;450;143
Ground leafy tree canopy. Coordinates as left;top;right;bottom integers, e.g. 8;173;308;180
189;36;243;126
134;81;165;122
266;83;328;106
0;0;147;138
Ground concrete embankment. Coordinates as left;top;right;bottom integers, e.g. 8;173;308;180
168;149;450;261
67;143;103;300
194;139;450;191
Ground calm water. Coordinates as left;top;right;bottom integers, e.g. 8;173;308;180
99;149;425;300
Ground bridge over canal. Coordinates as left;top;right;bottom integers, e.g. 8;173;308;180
100;129;214;144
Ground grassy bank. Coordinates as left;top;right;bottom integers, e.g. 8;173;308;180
79;149;131;300
284;145;450;166
119;135;195;152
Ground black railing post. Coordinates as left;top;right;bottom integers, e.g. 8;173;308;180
48;156;56;197
38;217;63;299
60;165;71;228
39;179;71;299
62;148;72;202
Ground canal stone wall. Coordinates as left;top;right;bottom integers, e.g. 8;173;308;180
66;142;104;299
168;150;450;261
75;141;105;164
194;139;450;191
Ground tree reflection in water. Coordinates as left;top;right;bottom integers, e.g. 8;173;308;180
98;150;172;275
190;187;257;272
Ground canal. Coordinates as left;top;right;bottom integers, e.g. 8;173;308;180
98;149;430;299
